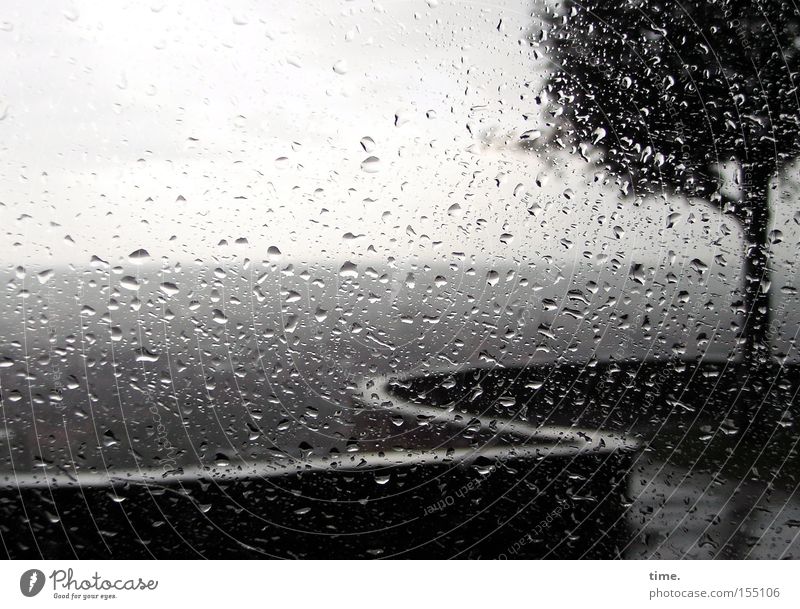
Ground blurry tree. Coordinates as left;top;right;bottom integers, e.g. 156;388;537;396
530;0;800;363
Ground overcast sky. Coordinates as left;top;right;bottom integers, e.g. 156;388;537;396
0;0;796;347
0;0;541;264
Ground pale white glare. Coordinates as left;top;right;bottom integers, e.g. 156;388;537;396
0;0;727;259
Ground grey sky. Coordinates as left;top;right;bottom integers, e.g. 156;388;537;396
0;0;796;357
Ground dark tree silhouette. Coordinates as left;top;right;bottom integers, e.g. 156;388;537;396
531;0;800;364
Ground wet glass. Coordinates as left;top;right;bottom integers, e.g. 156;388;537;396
0;0;798;559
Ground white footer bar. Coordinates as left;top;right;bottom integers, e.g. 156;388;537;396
1;560;796;607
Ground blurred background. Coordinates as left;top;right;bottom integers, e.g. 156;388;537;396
0;0;798;559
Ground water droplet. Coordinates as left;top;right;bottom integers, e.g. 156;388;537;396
592;127;606;144
136;348;160;363
768;229;783;244
128;249;150;264
361;156;381;173
339;261;358;278
212;309;228;325
666;212;682;228
159;282;179;297
360;136;376;153
447;203;463;217
120;276;140;291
